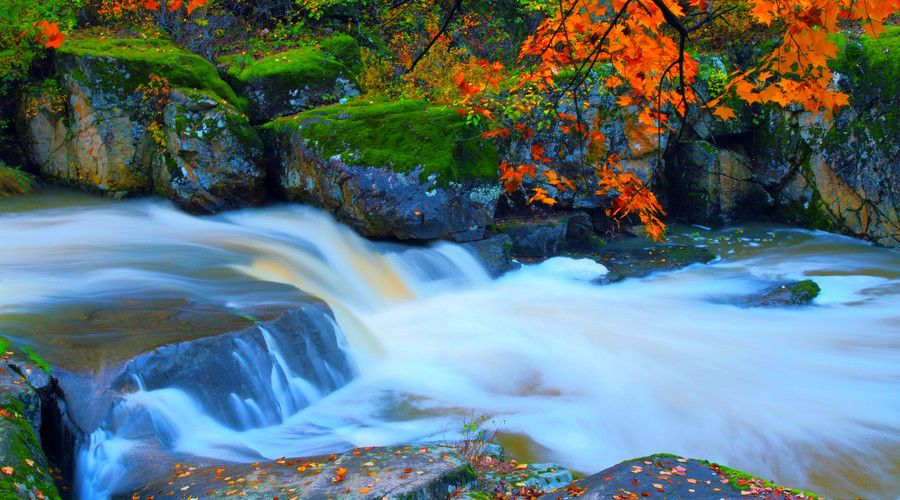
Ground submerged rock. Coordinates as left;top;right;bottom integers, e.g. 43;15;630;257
494;217;569;259
264;99;500;241
461;233;519;277
755;279;821;307
219;35;362;123
590;245;716;283
20;35;266;213
129;445;476;500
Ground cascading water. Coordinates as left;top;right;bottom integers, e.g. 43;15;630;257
0;191;898;498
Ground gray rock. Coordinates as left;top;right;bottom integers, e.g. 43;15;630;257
127;445;476;500
496;218;569;259
461;234;519;277
538;454;796;499
755;279;821;307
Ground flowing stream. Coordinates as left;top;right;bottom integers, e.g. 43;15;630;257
1;190;898;499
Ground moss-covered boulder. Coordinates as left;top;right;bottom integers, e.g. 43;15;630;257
0;162;34;198
20;35;266;213
264;99;501;241
756;279;821;306
0;341;61;500
220;35;362;123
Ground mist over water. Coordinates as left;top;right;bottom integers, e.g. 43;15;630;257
1;193;897;498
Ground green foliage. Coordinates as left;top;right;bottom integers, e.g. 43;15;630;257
263;98;498;182
59;35;241;107
0;0;80;94
0;162;34;197
0;337;7;354
700;65;729;99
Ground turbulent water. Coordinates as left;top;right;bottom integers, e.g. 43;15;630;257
1;191;898;499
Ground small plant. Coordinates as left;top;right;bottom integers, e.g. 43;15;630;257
457;413;497;463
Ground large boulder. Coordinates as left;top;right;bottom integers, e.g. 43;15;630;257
264;99;501;241
219;35;362;124
20;36;266;213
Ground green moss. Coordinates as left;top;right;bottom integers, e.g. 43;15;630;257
825;26;900;159
790;279;821;302
706;461;820;498
0;162;34;197
58;35;240;106
0;337;7;354
19;347;50;374
263;99;499;182
225;34;361;85
0;397;61;499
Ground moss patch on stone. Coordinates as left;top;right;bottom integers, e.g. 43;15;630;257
0;397;61;500
58;35;240;106
789;279;821;302
705;461;821;498
0;162;34;197
223;34;361;85
825;26;900;158
263;98;499;183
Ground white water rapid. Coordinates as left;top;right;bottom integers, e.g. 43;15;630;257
0;193;898;498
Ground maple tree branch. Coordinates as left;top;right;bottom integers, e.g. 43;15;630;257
406;0;464;74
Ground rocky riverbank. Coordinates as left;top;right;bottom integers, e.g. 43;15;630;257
2;27;896;247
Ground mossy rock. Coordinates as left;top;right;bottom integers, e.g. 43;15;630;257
561;454;820;499
0;163;34;198
755;279;821;306
264;98;498;183
221;35;362;123
0;398;61;500
264;98;500;241
57;35;240;107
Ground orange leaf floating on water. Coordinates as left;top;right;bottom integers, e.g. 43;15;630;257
359;487;372;494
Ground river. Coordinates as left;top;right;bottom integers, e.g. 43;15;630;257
1;190;898;498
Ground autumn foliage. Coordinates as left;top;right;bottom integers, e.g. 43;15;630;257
15;0;900;241
453;0;899;240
